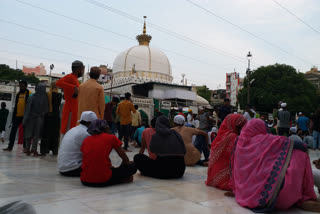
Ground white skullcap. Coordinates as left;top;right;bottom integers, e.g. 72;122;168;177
174;115;185;125
120;94;125;98
78;111;97;122
299;112;302;115
281;103;287;108
211;127;218;133
289;127;297;134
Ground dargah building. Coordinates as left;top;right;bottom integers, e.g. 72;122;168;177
103;17;208;122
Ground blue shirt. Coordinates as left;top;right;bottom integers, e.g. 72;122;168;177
133;126;145;142
297;116;309;131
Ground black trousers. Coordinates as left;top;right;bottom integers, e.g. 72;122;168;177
278;127;290;136
8;117;23;150
81;163;137;187
119;124;131;149
134;154;185;179
59;167;82;177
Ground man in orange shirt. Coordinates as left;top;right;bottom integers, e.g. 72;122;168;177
56;60;84;135
116;92;136;151
78;67;105;119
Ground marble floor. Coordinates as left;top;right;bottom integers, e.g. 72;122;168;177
0;143;319;214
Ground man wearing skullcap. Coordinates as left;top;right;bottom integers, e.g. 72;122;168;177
277;102;291;136
56;60;84;134
78;66;105;120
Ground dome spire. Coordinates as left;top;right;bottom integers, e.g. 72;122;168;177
136;16;152;46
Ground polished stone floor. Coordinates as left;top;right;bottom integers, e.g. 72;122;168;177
0;143;319;214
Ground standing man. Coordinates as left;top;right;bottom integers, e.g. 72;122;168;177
104;96;119;134
218;98;231;123
0;102;9;142
277;102;291;136
297;112;309;137
116;92;136;151
131;105;141;141
78;67;105;119
56;60;84;135
3;81;31;152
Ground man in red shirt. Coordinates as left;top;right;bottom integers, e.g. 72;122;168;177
56;60;84;135
80;119;137;187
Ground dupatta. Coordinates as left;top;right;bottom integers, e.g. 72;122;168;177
231;119;294;212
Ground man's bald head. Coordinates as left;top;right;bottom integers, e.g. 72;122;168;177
89;67;101;80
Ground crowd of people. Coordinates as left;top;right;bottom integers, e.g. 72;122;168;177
1;59;320;212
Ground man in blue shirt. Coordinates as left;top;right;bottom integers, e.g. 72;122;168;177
297;112;309;136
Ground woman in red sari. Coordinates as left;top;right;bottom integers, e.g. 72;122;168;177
231;119;320;213
206;114;247;190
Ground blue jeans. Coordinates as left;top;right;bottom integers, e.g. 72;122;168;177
313;130;320;149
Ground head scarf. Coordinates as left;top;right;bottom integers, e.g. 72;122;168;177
231;119;294;211
150;116;186;156
48;82;59;113
87;119;109;135
206;114;247;190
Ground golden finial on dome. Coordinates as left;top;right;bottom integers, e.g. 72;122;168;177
136;16;152;46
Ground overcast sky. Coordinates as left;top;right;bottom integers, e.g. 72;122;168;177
1;0;319;89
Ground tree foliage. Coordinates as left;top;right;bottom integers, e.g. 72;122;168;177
0;64;40;85
196;85;211;102
238;64;319;114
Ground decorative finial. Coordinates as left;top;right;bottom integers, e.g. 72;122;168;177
136;16;152;46
143;16;147;35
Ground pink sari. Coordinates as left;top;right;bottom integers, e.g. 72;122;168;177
231;119;316;212
206;114;247;190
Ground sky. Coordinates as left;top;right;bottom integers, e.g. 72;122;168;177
0;0;319;89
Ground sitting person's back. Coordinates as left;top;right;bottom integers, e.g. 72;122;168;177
139;118;157;160
289;127;302;142
57;111;97;176
133;122;146;147
81;119;136;187
134;116;186;179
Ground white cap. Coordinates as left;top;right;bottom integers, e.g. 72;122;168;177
211;127;218;133
281;103;287;108
120;94;125;98
78;111;97;122
174;115;185;125
289;127;297;134
299;112;302;115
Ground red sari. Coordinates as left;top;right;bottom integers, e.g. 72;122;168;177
206;114;247;190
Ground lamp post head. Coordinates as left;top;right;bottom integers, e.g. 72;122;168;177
247;51;252;60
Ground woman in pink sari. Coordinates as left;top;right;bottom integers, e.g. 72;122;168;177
206;114;247;190
231;119;320;212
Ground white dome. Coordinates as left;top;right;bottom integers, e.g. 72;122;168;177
112;45;173;83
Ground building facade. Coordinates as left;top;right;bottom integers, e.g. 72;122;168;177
226;72;241;106
305;67;320;92
22;63;47;76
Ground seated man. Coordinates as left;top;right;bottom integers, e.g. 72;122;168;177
57;111;97;176
133;121;146;147
81;119;137;187
172;115;210;166
289;127;302;142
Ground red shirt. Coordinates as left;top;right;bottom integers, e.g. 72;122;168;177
80;133;122;183
178;112;185;117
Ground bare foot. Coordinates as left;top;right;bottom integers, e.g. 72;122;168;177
301;200;320;212
224;191;235;197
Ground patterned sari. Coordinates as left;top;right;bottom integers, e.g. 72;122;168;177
231;119;316;212
206;114;247;190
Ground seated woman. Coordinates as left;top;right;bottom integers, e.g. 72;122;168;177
138;118;157;160
134;116;186;179
206;114;247;190
80;119;137;187
231;119;320;213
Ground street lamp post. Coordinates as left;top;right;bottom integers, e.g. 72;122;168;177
49;64;54;84
246;52;252;104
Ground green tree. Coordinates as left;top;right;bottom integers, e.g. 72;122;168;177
196;85;211;102
0;64;40;84
238;64;319;114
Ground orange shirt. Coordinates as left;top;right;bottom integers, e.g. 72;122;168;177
55;73;79;106
116;100;136;125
